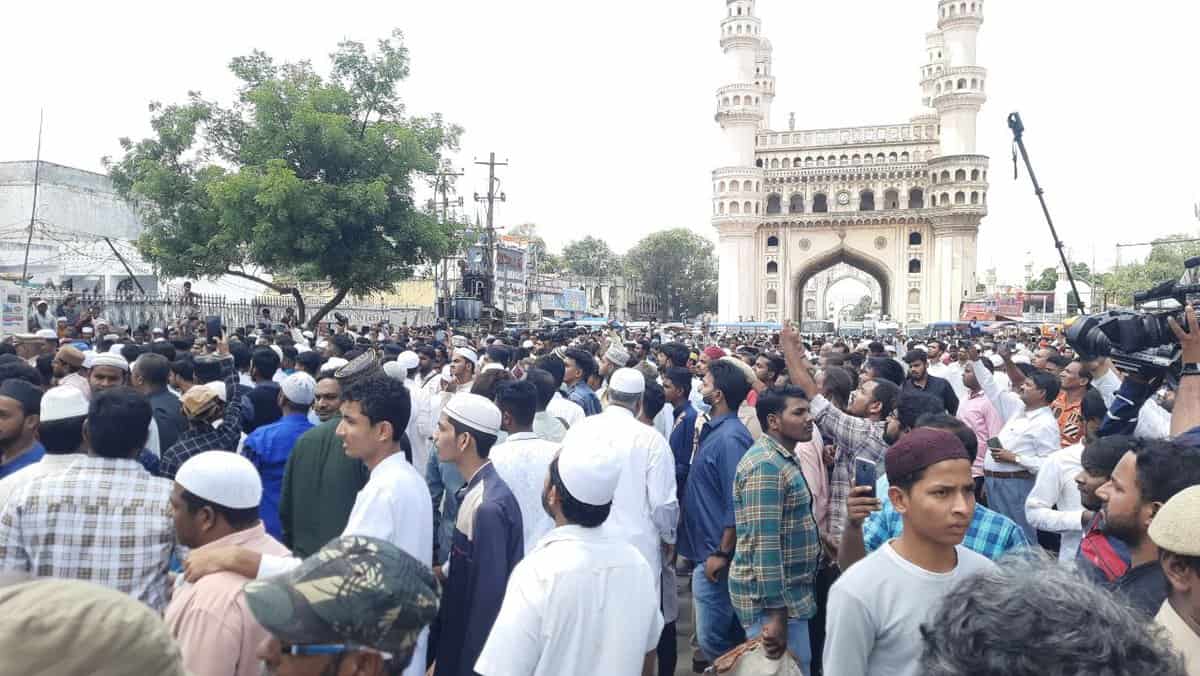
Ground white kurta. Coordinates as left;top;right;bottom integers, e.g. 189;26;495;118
404;379;434;474
1024;443;1085;563
474;525;664;676
489;432;560;555
546;393;585;429
560;407;677;580
257;452;433;676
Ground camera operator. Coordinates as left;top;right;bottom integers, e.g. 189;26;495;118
1168;305;1200;439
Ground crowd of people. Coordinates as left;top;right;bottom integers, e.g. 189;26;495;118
0;302;1198;676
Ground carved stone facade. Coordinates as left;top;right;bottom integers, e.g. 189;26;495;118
714;0;989;325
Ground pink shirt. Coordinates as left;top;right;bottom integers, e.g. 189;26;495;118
165;523;290;676
795;427;831;536
957;390;1004;478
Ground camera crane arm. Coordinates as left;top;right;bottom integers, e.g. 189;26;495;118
1007;112;1085;314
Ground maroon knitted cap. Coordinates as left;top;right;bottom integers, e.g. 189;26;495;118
885;428;969;483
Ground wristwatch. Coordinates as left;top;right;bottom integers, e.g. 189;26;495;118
710;550;732;560
1182;362;1200;378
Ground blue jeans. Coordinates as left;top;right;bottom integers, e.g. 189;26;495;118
692;564;746;661
985;475;1037;543
745;617;811;675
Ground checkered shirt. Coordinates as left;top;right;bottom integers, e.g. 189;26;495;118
811;395;888;548
159;372;243;480
0;456;176;611
863;501;1030;561
729;434;821;626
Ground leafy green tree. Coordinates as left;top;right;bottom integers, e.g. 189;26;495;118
105;29;461;326
624;228;717;320
847;295;874;321
1100;233;1200;306
508;223;562;275
562;236;621;278
1028;267;1059;291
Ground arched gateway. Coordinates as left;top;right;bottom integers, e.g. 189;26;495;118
712;0;989;326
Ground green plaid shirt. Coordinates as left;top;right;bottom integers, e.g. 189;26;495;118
729;434;821;627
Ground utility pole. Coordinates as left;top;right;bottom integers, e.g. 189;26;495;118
473;153;508;313
21;109;44;285
429;166;464;321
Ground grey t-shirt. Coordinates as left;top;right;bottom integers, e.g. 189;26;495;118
823;542;995;676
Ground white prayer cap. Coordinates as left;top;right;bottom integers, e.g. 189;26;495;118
521;340;534;349
34;329;57;339
202;380;228;403
91;353;129;372
269;345;284;360
988;354;1004;367
454;347;479;365
382;362;406;381
81;326;94;335
302;330;315;340
396;351;420;371
481;362;504;373
82;351;96;369
603;343;630;367
443;393;501;436
884;345;897;354
1011;354;1031;365
281;372;316;406
40;386;89;422
450;335;469;348
176;451;262;510
103;334;119;342
152;327;164;334
558;434;621;506
856;340;872;351
324;357;349;371
108;345;125;355
609;368;645;395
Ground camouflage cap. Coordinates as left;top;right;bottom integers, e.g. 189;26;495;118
335;348;381;386
244;535;439;658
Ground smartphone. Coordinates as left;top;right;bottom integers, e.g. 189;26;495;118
205;315;223;340
854;457;877;498
987;437;1003;449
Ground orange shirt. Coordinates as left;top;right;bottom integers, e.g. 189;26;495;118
1052;391;1084;448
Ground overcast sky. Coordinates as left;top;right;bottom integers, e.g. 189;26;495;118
3;0;1197;291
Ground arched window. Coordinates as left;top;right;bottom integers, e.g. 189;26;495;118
955;191;966;204
970;191;979;204
909;259;922;274
957;78;967;90
733;95;741;105
813;193;829;213
730;201;740;215
718;202;726;215
888;152;898;163
909;188;924;209
876;153;886;163
955;169;967;181
971;169;980;181
766;235;779;248
766;261;779;275
908;288;921;306
766;289;778;306
840;155;849;165
782;158;791;169
864;154;874;165
755;182;761;192
816;156;825;167
805;299;816;316
852;154;862;165
941;192;951;204
718;181;726;192
755;202;760;214
771;158;780;169
909;231;923;246
900;152;910;162
805;157;813;168
793;157;802;167
744;201;753;213
859;190;876;211
940;170;951;182
930;194;937;207
766;194;782;214
935;83;942;95
884;189;900;210
789;193;804;214
756;159;764;168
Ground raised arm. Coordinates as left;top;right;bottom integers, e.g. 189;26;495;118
1169;305;1200;437
780;322;818;400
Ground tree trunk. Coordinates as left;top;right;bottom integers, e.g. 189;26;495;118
222;267;307;323
307;287;351;329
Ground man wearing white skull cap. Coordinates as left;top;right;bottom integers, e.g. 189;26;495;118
475;433;665;676
166;451;290;676
559;368;678;589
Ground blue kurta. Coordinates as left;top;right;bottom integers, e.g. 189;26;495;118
243;412;314;540
433;462;524;676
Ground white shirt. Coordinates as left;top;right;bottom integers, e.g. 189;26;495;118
547;393;585;430
1135;399;1172;440
971;360;1060;473
652;401;674;442
403;380;434;475
1092;368;1121;408
561;407;678;579
490;432;560;555
474;524;663;676
0;454;81;508
942;361;968;404
1025;443;1085;563
257;452;433;676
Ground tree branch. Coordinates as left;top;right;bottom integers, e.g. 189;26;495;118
307;286;351;329
223;267;308;323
